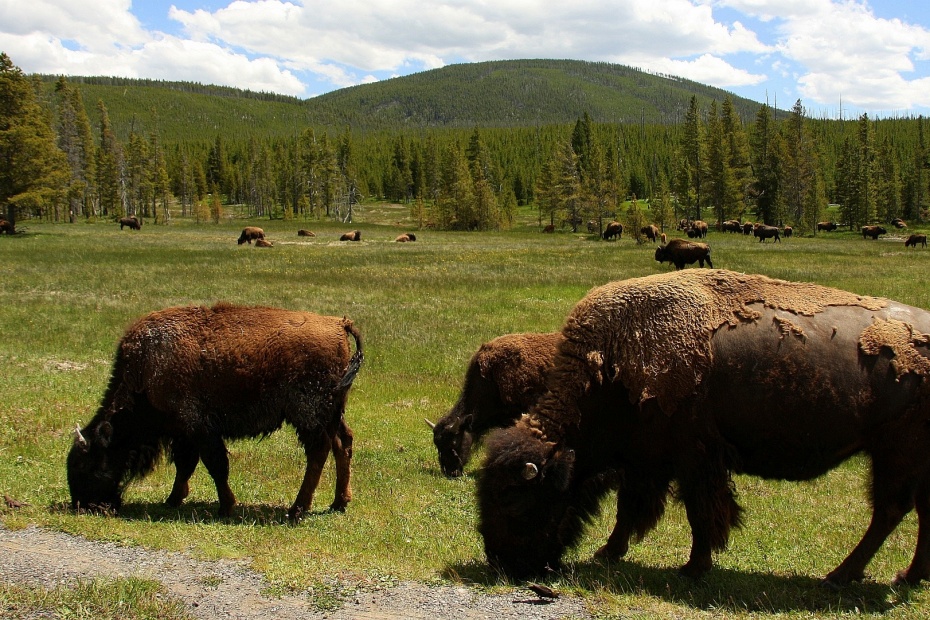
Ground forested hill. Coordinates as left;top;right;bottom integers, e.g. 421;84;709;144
40;59;765;141
307;60;764;128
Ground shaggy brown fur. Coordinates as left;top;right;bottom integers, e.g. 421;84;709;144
862;225;887;240
340;230;362;241
602;221;622;240
753;224;781;242
478;270;930;585
254;238;273;247
119;216;141;230
430;332;563;477
237;226;264;245
0;219;14;234
654;238;713;270
641;224;659;242
817;221;838;232
905;234;927;248
297;229;316;237
67;303;363;521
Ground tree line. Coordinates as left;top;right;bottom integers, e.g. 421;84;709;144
2;53;928;235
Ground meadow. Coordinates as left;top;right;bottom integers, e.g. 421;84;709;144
1;208;930;619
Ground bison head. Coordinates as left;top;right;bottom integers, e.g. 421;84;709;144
429;415;474;478
66;422;123;513
477;425;580;577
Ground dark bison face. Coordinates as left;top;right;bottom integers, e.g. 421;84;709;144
431;414;474;478
654;246;667;263
477;425;577;577
66;423;122;513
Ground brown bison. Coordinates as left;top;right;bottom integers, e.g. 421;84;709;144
905;234;927;248
119;216;141;230
297;229;316;237
0;218;14;234
602;221;623;240
428;332;563;478
254;238;273;247
721;220;742;233
862;225;887;240
478;270;930;586
654;238;713;270
67;303;363;521
641;224;660;242
340;230;362;241
892;218;907;229
237;226;265;244
686;220;708;238
783;226;793;238
542;224;555;233
817;221;838;232
753;224;781;242
742;222;754;235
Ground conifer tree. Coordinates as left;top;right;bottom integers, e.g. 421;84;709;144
95;100;123;218
781;100;825;232
54;77;96;221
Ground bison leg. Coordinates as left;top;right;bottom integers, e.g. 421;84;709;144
199;436;237;517
825;460;915;586
166;438;199;507
896;478;930;585
596;475;669;560
677;463;743;579
329;419;354;512
288;432;332;521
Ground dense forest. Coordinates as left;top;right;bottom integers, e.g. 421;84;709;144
1;53;928;235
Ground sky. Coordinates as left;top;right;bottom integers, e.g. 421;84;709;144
1;0;929;119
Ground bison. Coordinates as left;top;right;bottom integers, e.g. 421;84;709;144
753;224;781;243
654;238;712;270
0;218;14;234
862;225;887;240
641;224;660;243
817;221;838;232
67;303;363;521
119;216;141;230
687;220;708;238
340;230;362;241
742;222;754;235
905;234;927;248
602;221;623;241
542;224;555;233
428;332;563;478
721;220;742;233
297;229;316;237
783;226;793;238
237;226;265;245
477;270;930;587
892;218;907;229
254;238;273;247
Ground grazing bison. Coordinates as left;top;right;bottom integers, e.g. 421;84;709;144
641;224;660;242
119;216;141;230
428;332;563;478
654;238;713;270
67;303;363;521
340;230;362;241
862;225;887;240
721;220;742;233
817;221;838;232
297;229;316;237
478;269;930;587
0;218;14;234
742;222;754;235
542;224;555;233
905;234;927;248
603;221;623;240
237;226;265;245
687;220;708;238
753;224;781;243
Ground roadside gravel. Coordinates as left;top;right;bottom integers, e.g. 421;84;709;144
0;525;594;619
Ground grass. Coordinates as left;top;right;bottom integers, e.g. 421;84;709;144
1;208;930;618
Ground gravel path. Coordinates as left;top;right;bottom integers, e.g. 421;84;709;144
0;525;593;619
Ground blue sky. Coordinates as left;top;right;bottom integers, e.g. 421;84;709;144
1;1;928;118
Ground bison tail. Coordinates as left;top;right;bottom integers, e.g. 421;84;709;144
338;320;364;390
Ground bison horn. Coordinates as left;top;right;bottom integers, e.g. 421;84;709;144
73;424;88;448
522;462;539;480
424;418;436;430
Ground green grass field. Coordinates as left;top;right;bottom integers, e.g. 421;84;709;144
2;209;930;618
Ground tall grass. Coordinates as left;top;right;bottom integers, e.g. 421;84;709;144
1;213;929;618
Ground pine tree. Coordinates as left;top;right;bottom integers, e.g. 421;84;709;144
781;100;825;232
676;96;705;221
54;77;96;221
94;100;123;218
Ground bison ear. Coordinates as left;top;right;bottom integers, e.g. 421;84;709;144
460;414;474;430
96;422;113;447
522;462;539;480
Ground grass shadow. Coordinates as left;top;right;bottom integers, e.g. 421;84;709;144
106;501;345;526
442;556;916;615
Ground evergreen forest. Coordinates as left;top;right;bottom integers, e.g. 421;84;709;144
2;53;929;236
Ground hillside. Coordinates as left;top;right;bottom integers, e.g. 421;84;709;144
41;59;766;141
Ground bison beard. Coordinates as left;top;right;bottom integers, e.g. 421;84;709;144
430;332;562;477
477;269;930;586
67;303;363;521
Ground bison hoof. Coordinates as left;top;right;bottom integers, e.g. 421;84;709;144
893;569;928;587
328;501;348;513
593;543;628;561
822;568;864;588
678;559;712;580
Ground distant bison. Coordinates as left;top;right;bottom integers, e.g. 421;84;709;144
237;226;265;245
254;238;273;247
428;332;563;478
742;222;754;235
119;216;141;230
395;233;418;242
721;220;742;233
641;224;660;242
905;234;927;248
0;218;14;234
862;225;887;240
67;303;363;521
297;229;316;237
817;221;838;232
687;220;708;238
753;224;781;243
783;226;793;238
603;221;623;240
655;238;713;270
340;230;362;242
542;224;555;233
478;269;930;587
892;218;907;229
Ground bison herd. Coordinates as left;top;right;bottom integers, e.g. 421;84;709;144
62;216;930;592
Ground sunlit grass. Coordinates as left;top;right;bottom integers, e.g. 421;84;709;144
1;210;929;618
